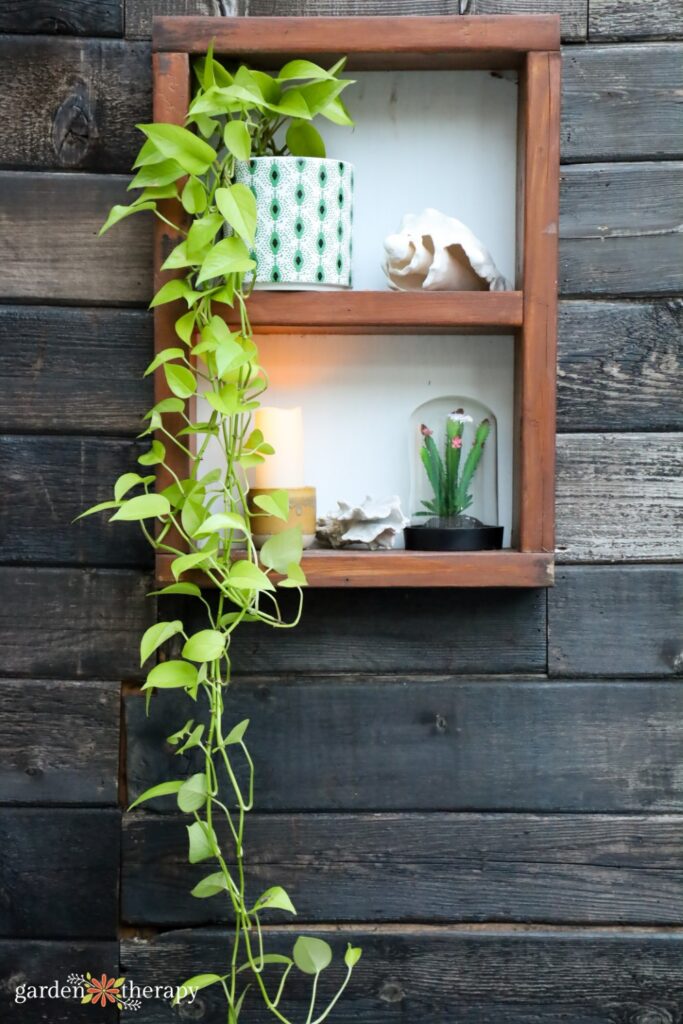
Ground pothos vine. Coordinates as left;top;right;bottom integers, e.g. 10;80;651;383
80;48;360;1023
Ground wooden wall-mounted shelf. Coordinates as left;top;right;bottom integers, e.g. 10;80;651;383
218;291;524;335
151;15;560;588
157;550;554;589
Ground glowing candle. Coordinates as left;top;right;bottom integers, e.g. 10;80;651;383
253;406;305;489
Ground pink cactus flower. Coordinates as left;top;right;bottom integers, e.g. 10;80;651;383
420;424;433;437
451;436;463;449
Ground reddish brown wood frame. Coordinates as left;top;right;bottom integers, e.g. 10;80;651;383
151;16;560;588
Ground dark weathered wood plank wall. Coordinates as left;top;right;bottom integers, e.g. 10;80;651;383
0;1;681;1021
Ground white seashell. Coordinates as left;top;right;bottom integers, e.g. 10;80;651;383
316;496;409;550
382;208;510;292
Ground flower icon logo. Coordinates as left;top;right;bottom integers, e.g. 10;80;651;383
81;973;125;1009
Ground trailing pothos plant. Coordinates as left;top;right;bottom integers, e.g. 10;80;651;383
79;49;359;1024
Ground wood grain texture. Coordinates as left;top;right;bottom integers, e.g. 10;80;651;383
244;0;587;41
557;300;683;432
216;290;523;334
465;0;586;41
152;15;562;67
121;927;683;1024
0;569;154;680
245;0;460;12
8;169;679;302
549;566;683;677
156;550;555;588
126;678;683;811
0;679;119;805
590;0;683;41
0;1;122;35
0;436;152;568
123;811;683;925
556;433;683;563
1;941;119;1024
0;810;120;938
560;162;683;296
0;173;153;305
161;585;546;673
562;44;683;161
515;51;559;553
3;302;677;436
126;0;237;40
0;38;150;172
153;50;191;551
0;306;151;435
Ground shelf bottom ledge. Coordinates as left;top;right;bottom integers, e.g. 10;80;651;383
156;550;554;589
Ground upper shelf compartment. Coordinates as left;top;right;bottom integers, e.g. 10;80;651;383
219;290;523;335
152;15;561;70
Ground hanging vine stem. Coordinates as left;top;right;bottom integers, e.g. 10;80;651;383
79;48;361;1024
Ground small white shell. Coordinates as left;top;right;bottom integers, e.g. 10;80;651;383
316;496;409;550
382;208;509;292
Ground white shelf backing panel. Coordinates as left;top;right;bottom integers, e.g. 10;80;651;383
321;69;518;290
200;333;514;547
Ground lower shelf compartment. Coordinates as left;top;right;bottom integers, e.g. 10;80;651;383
156;550;554;589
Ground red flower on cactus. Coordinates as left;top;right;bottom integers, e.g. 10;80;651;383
451;436;463;449
420;424;433;437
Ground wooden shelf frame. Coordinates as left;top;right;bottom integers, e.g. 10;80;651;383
151;15;560;589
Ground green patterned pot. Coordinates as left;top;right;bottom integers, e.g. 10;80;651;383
235;156;354;290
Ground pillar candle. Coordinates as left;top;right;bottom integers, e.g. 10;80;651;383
253;406;305;489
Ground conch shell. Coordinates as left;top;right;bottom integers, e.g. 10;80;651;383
316;496;408;550
382;208;509;292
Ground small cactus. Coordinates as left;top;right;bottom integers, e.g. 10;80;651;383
417;410;490;518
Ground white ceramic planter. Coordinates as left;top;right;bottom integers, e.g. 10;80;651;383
235;156;354;290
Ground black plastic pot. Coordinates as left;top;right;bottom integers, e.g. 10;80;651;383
404;516;503;552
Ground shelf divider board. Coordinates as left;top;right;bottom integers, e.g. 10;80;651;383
156;551;554;589
216;290;523;335
150;17;560;587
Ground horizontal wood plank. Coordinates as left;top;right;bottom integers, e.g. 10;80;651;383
123;811;683;925
557;300;683;432
121;927;683;1023
125;0;234;40
127;0;584;43
556;433;683;563
562;44;683;161
0;305;151;435
126;0;491;41
0;173;153;306
2;301;677;435
11;430;680;568
152;15;562;67
560;162;683;296
5;170;679;301
549;565;683;677
0;568;154;680
161;585;546;673
1;941;118;1024
0;1;122;35
126;678;683;811
0;436;152;568
0;38;151;172
467;0;586;41
0;809;120;938
590;0;683;41
0;679;119;804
